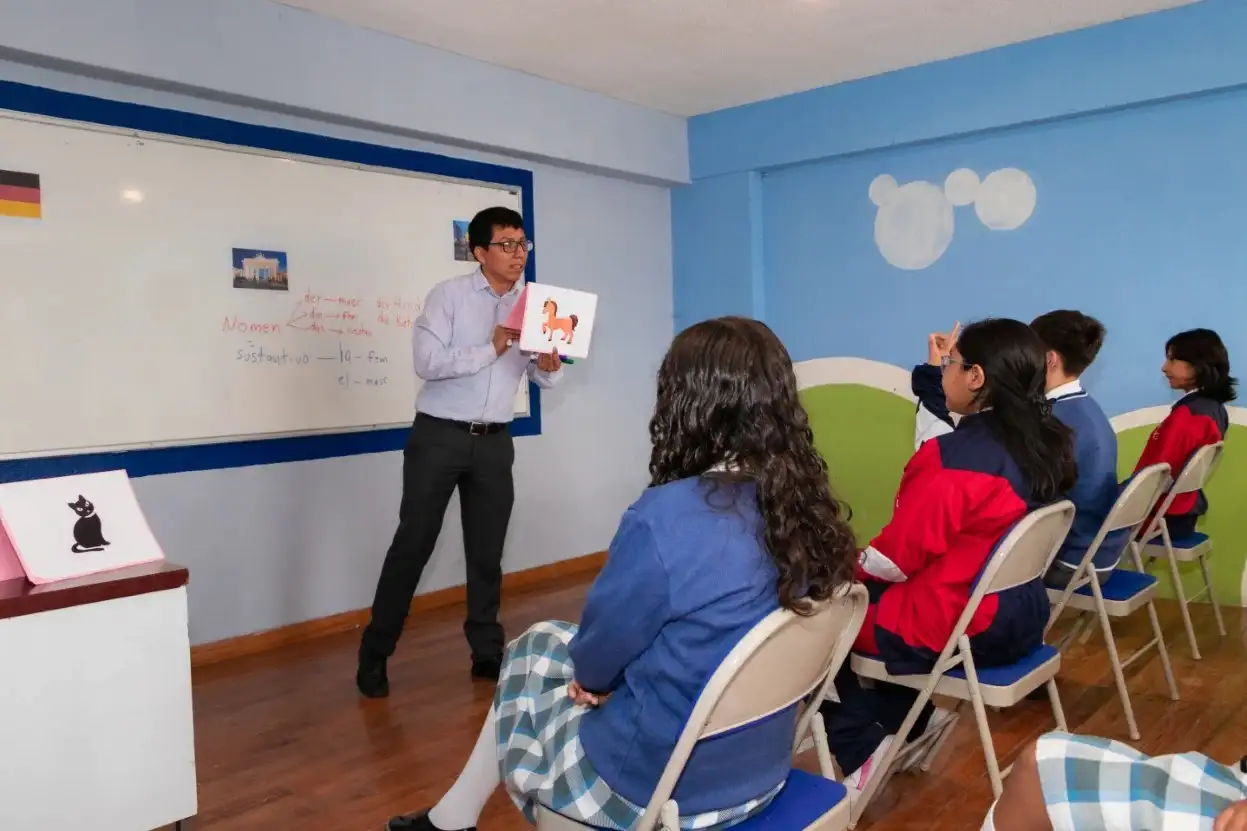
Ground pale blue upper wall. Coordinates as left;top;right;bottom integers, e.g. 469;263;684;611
0;0;689;184
0;1;680;644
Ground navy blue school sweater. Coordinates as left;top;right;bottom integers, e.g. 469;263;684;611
567;476;793;814
1047;382;1128;572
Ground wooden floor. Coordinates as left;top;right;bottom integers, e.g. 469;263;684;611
190;573;1247;830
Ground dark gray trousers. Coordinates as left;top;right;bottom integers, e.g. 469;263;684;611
360;414;514;662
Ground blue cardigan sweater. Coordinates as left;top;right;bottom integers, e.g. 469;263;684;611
568;476;793;814
1048;386;1128;572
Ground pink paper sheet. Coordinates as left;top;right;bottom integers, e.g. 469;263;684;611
0;523;26;582
503;286;527;331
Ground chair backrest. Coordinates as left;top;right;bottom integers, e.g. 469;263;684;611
1046;464;1170;623
1140;442;1224;542
1168;441;1224;496
1101;464;1175;534
974;500;1077;595
934;500;1075;670
636;583;869;831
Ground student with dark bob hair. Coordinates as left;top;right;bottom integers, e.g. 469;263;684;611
386;316;858;831
1131;327;1236;538
822;318;1078;792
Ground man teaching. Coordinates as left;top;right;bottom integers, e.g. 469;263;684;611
357;206;563;698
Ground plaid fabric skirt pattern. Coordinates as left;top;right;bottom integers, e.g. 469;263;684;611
493;620;783;829
1036;731;1247;830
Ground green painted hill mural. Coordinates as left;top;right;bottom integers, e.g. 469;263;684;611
801;383;915;544
1116;424;1247;606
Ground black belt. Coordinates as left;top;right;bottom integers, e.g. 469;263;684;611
417;413;508;436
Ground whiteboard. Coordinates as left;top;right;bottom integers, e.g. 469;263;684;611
0;111;529;459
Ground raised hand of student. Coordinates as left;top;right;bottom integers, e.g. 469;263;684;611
927;321;961;366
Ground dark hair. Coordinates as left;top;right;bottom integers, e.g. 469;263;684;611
1166;328;1237;403
1029;310;1106;376
648;317;856;614
957;318;1078;502
468;207;525;261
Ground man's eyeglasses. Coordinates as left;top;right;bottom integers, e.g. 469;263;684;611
488;239;534;254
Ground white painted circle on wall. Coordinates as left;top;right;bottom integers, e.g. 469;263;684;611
943;168;981;207
974;167;1037;231
869;174;899;207
873;180;955;270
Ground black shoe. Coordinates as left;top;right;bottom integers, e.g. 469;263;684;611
357;655;389;699
387;810;475;831
470;657;502;681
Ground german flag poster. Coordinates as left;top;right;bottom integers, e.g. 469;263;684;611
0;170;41;220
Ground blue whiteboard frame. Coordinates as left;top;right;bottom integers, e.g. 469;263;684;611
0;80;540;482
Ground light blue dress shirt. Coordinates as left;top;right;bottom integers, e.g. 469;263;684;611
412;269;561;424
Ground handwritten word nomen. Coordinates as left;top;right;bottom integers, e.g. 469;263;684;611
223;316;284;335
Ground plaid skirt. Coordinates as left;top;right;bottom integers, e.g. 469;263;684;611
494;620;783;829
1036;731;1247;830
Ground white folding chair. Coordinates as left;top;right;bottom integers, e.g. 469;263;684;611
1138;442;1226;659
846;500;1076;822
1046;463;1179;741
535;584;869;831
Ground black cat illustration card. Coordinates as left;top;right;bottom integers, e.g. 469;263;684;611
0;469;164;584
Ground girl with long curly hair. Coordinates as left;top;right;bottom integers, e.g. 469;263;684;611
387;317;857;831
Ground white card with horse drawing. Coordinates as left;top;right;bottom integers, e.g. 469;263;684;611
518;284;598;360
0;469;165;584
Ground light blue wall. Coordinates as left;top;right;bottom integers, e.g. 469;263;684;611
671;171;764;331
674;0;1247;419
0;0;679;645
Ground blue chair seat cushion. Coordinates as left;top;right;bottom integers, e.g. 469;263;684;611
1076;569;1157;602
732;769;848;830
1168;531;1209;549
944;643;1058;688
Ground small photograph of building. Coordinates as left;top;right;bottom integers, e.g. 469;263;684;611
232;248;289;291
453;220;472;262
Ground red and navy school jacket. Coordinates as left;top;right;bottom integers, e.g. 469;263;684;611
1132;391;1228;520
856;412;1049;669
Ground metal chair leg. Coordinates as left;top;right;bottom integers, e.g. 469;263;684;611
1198;553;1227;637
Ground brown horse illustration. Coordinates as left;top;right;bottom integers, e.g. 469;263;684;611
542;299;578;344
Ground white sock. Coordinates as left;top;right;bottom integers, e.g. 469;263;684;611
979;801;997;831
428;708;500;830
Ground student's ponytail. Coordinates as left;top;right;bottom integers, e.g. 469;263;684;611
958;319;1078;503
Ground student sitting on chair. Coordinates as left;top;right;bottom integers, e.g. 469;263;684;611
820;319;1077;791
386;316;858;831
982;730;1247;831
1030;311;1124;588
1132;328;1235;539
913;310;1122;589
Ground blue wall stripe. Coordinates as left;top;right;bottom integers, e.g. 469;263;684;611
0;79;540;482
687;0;1247;178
